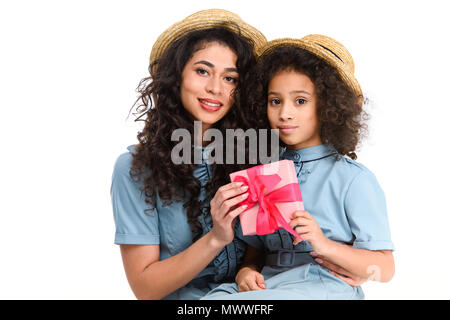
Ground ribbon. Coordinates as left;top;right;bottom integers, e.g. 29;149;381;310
233;165;303;240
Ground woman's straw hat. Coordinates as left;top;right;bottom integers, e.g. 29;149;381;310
150;9;267;65
257;35;363;100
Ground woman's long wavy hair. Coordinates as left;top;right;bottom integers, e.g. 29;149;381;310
245;46;369;160
129;28;256;241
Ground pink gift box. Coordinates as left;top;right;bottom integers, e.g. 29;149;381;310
229;160;304;237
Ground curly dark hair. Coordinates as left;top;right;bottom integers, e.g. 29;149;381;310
245;46;368;160
128;27;257;241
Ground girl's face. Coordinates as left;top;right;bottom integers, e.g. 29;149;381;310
267;70;322;150
180;41;238;132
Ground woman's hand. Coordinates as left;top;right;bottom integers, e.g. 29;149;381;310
236;267;266;292
309;251;367;286
209;182;249;246
289;210;331;255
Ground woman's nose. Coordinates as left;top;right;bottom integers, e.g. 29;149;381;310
205;76;222;95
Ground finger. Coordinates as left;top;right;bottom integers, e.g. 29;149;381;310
226;204;248;221
247;280;263;291
220;193;249;215
330;271;360;287
217;184;249;205
212;182;243;204
256;273;266;289
292;210;312;218
289;217;310;229
292;226;310;235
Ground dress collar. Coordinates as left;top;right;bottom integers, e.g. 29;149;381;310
281;144;337;162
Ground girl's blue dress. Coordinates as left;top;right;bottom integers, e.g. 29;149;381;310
202;144;395;300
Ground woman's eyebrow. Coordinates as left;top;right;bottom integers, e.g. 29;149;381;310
193;60;237;73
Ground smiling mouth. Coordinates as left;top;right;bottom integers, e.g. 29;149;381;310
198;98;223;112
198;99;223;107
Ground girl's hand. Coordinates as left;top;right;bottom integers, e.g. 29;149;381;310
310;251;367;287
290;210;331;255
209;182;249;246
235;267;266;292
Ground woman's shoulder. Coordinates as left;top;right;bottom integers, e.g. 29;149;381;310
113;144;138;179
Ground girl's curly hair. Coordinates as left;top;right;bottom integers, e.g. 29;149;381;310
245;46;368;160
128;28;256;241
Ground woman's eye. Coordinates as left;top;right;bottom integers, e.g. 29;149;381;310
296;98;307;105
196;68;209;76
224;76;237;83
269;98;281;105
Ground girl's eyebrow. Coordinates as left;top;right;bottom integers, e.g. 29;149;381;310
268;90;311;96
290;90;311;96
193;60;238;73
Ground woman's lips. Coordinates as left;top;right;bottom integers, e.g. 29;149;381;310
198;98;223;112
278;126;298;134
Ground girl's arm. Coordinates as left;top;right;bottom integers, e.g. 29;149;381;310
121;182;249;300
235;244;266;292
314;241;394;282
291;210;395;282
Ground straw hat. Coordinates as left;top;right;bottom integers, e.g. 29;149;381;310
257;34;363;100
149;9;267;65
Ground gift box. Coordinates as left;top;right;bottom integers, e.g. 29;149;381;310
229;160;304;239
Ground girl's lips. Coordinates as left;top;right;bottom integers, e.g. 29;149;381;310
198;98;222;112
278;126;298;134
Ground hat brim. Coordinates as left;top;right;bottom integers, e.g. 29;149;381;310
257;38;363;100
150;9;267;65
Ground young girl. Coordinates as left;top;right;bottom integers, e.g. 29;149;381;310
202;34;395;300
110;9;267;300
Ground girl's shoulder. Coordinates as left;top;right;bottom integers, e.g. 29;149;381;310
334;155;379;184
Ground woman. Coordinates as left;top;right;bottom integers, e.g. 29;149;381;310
110;9;267;300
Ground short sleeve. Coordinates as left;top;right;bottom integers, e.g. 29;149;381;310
345;169;395;251
110;151;160;245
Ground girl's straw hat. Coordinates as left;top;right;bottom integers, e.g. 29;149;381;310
149;9;267;65
257;35;363;100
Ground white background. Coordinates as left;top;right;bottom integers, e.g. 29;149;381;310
1;0;449;299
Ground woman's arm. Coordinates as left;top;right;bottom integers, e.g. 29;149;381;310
121;182;249;300
120;232;226;300
291;210;395;283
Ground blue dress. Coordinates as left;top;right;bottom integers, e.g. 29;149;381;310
110;144;246;299
202;144;395;300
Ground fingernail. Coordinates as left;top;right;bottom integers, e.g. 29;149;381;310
315;258;323;264
310;251;318;257
241;185;249;191
242;193;248;199
235;182;244;187
241;205;248;211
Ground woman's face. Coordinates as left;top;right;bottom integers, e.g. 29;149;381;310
267;70;322;150
180;41;238;132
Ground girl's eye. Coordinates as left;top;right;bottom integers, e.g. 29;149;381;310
224;76;237;83
296;98;307;105
196;68;209;76
269;98;281;105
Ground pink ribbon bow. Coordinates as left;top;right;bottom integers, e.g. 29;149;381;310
233;166;303;240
